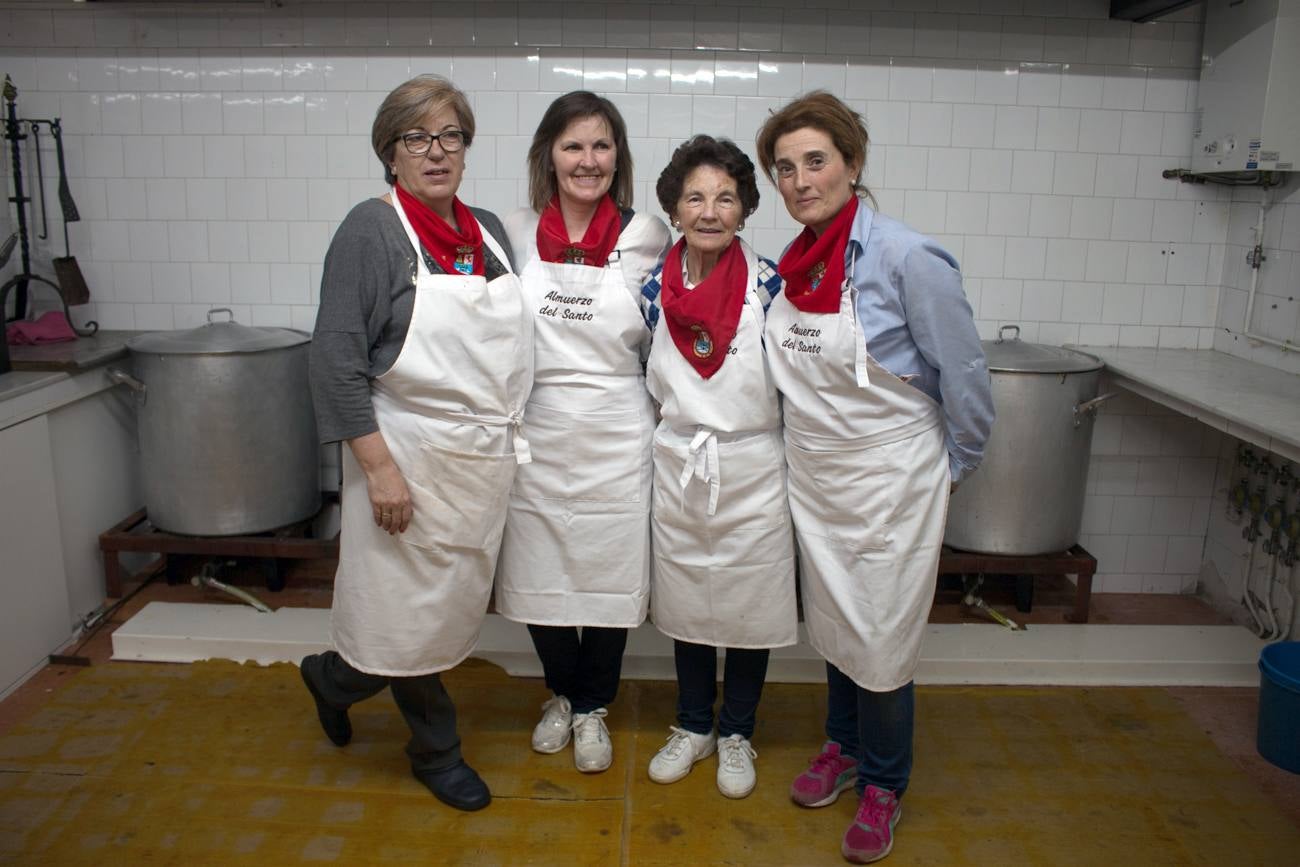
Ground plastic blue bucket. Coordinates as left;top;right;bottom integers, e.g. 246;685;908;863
1257;641;1300;774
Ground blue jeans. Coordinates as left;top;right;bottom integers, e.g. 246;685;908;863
673;640;770;739
823;662;914;798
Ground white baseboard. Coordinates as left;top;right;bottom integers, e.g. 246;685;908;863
109;603;1269;688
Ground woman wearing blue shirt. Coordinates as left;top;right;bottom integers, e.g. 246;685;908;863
755;92;993;864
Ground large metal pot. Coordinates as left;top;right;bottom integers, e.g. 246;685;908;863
944;325;1113;555
108;308;319;536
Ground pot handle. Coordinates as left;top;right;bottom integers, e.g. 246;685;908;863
106;367;147;404
997;324;1020;343
1073;392;1116;427
207;307;234;324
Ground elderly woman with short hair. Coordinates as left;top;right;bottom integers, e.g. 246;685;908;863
639;135;797;800
300;75;531;813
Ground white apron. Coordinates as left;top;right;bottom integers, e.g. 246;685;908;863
494;226;655;627
763;251;950;692
645;240;797;649
331;194;533;677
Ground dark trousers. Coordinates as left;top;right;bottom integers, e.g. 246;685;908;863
310;650;461;775
527;624;628;714
674;639;770;740
823;662;915;798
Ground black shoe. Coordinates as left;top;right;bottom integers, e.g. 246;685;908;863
299;654;352;747
414;760;491;811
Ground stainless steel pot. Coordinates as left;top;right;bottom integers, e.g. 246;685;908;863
108;308;319;536
944;325;1114;555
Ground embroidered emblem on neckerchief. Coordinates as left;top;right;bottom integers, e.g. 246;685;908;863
809;261;827;290
691;325;714;359
453;245;476;275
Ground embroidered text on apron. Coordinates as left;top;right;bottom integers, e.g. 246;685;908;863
646;240;797;649
763;242;950;691
494;227;655;627
331;192;533;677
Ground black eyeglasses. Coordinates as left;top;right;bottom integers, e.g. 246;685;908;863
395;130;466;155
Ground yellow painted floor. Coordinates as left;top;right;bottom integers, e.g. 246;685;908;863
1;656;1298;866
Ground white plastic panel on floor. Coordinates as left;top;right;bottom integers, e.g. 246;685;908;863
111;603;1270;687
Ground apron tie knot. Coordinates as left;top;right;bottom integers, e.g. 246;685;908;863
678;428;721;516
509;409;532;465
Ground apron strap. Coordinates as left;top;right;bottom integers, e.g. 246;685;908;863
846;247;870;390
390;188;432;279
678;428;721;516
432;408;533;466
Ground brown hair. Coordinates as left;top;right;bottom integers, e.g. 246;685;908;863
526;91;634;213
656;135;760;222
372;75;475;186
754;90;874;203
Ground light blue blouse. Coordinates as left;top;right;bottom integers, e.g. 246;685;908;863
845;201;994;483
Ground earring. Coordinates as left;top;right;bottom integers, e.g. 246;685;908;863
738;221;746;231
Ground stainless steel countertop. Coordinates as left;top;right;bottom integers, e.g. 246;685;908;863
1074;346;1300;462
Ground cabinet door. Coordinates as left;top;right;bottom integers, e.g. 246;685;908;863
0;415;73;696
49;388;142;619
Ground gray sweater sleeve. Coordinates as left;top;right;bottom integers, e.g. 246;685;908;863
308;198;515;444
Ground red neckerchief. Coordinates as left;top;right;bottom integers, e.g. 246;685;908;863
535;194;621;267
777;196;858;313
659;237;747;379
393;183;484;276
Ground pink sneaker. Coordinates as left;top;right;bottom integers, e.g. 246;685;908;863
841;786;901;864
790;741;857;807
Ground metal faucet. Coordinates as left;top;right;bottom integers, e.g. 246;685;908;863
1243;485;1267;542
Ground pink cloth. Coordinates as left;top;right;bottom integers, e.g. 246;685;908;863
6;310;77;345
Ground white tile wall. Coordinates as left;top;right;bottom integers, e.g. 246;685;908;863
0;1;1259;594
1080;389;1222;594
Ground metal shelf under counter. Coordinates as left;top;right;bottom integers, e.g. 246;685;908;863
1073;347;1300;463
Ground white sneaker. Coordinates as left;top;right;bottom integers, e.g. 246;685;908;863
648;726;717;784
531;694;572;754
572;708;612;773
716;734;757;799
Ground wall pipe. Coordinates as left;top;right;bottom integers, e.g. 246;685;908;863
1232;189;1295;352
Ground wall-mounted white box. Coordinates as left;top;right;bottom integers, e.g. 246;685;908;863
1192;0;1300;172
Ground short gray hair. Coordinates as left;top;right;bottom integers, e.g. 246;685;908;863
372;75;475;185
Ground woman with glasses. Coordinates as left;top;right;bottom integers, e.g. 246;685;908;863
494;91;670;775
300;75;531;813
639;135;796;800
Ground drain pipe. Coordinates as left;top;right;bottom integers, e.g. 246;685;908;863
1237;189;1295;352
1242;482;1270;637
191;564;273;613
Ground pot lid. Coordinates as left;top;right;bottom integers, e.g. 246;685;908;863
982;325;1102;373
128;308;310;355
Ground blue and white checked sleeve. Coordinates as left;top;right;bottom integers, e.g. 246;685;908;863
640;264;666;331
754;256;784;313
